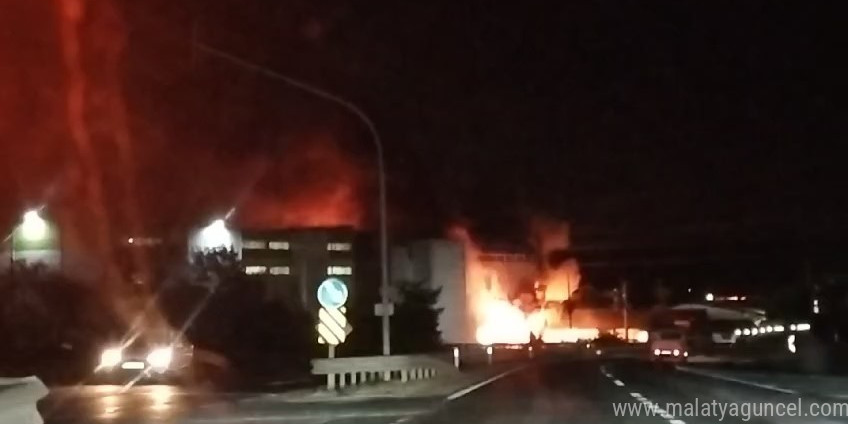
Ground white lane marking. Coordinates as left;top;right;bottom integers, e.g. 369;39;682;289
628;393;686;424
676;366;797;394
390;416;415;424
613;379;625;387
446;364;529;401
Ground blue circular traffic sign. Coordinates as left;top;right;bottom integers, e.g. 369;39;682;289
317;278;349;309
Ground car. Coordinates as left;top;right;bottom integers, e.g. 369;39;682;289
94;337;193;383
649;329;689;363
586;333;629;357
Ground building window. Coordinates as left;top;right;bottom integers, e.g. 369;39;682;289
269;241;290;250
269;266;291;275
244;266;267;275
327;265;352;276
243;240;266;249
327;242;352;251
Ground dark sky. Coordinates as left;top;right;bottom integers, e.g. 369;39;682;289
163;1;847;243
3;1;846;257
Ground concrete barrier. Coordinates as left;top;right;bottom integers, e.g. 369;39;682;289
0;376;48;424
311;354;455;390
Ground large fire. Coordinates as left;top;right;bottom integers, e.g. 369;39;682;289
449;219;591;345
448;225;545;344
531;217;580;302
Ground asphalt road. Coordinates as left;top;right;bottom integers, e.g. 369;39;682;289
39;357;848;424
422;358;848;424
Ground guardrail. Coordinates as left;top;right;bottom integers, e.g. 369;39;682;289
0;376;48;424
311;354;456;390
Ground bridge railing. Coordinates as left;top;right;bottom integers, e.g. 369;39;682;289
311;354;456;390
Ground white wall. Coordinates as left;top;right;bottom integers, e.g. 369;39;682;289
392;239;472;344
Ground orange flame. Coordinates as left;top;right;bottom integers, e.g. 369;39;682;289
531;217;580;301
447;225;542;344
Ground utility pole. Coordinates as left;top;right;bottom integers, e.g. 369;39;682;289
622;280;629;342
192;40;392;355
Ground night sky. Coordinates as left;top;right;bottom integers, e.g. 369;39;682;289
164;1;846;242
2;1;846;287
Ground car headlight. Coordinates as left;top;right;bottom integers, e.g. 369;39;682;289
100;347;123;368
147;347;173;369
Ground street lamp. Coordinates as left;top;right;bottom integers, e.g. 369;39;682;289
193;42;392;354
197;219;233;250
20;210;48;242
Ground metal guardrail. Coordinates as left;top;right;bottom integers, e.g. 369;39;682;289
0;376;48;424
311;354;456;390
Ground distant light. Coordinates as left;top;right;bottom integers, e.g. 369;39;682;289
595;349;602;356
734;329;742;336
743;328;751;336
787;334;797;353
673;349;680;357
198;219;232;249
146;347;173;369
766;326;773;333
752;328;759;336
740;296;747;301
653;348;660;356
796;323;811;331
127;237;135;244
727;296;739;301
20;210;48;241
813;306;820;314
687;288;692;293
774;325;784;332
789;324;797;331
636;330;649;343
705;293;714;302
485;346;493;355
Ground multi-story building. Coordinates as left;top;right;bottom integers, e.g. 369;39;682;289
239;227;357;309
190;224;361;310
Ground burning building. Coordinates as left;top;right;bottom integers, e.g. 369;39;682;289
390;221;641;346
392;226;544;345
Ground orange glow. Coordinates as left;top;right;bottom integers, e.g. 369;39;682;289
475;299;532;345
530;217;580;301
448;225;542;345
237;133;364;229
540;327;600;344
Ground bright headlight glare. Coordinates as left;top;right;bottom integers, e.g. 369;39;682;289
100;347;122;367
147;347;173;368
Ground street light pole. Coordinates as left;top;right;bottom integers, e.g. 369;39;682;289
193;42;392;355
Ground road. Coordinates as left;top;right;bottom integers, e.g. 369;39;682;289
40;357;848;424
423;358;848;424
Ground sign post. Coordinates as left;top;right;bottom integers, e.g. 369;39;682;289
316;278;353;349
316;278;352;390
